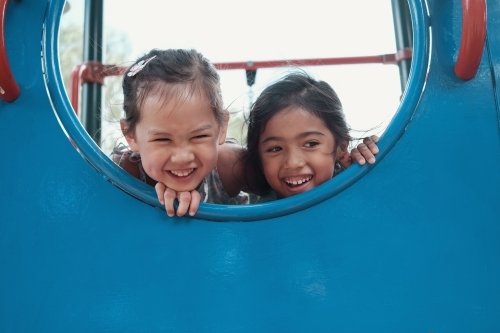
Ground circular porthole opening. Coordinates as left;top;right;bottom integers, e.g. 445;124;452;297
46;0;430;221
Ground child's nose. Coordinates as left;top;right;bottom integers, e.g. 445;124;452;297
170;148;195;163
284;151;306;169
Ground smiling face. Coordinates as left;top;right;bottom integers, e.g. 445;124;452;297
258;107;338;198
124;87;227;192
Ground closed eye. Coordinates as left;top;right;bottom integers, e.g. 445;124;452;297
193;134;210;139
153;138;171;142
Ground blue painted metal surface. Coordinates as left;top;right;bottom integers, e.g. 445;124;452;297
1;0;499;331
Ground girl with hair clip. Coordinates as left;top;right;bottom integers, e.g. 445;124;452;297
155;70;379;214
114;48;250;216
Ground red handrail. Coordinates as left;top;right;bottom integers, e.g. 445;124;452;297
70;62;126;114
0;0;20;102
454;0;487;80
70;49;412;115
212;48;412;70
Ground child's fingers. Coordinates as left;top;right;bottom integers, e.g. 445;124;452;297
355;142;376;164
164;188;177;217
176;192;192;217
363;135;379;154
350;148;366;165
188;191;201;216
155;182;167;205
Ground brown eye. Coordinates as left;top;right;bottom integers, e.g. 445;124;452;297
304;142;320;148
266;146;282;153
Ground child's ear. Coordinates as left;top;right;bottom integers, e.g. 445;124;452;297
335;142;349;162
120;119;139;152
218;112;229;145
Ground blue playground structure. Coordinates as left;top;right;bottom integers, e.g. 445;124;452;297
1;0;499;331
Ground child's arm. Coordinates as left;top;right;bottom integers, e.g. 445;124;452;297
216;142;247;197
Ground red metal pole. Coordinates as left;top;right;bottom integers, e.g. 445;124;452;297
70;49;412;115
0;0;20;102
212;49;412;70
454;0;487;80
70;64;82;114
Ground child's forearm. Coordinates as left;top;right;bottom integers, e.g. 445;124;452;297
217;143;248;196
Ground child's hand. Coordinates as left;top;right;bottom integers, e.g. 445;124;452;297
155;182;201;217
339;135;379;168
350;135;379;165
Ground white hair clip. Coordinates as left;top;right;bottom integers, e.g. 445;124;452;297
127;55;157;77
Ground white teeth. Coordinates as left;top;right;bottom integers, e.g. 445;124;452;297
170;169;194;177
286;176;312;185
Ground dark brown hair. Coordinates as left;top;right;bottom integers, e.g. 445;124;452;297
242;72;351;196
121;48;226;135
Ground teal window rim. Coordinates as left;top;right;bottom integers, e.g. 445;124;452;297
43;0;430;222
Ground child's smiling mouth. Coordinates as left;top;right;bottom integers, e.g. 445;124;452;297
284;175;312;187
169;168;194;177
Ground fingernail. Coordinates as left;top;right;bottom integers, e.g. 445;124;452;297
369;157;376;164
